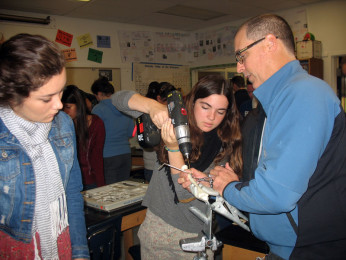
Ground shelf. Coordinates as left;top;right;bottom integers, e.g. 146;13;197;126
299;58;323;80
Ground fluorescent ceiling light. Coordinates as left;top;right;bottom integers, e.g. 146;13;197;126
0;14;50;24
157;5;226;21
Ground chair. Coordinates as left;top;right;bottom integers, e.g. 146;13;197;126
87;215;122;260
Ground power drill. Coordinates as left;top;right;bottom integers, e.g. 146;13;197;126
136;90;192;165
166;90;192;164
136;113;161;148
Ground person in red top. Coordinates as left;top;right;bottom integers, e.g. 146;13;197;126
62;85;106;190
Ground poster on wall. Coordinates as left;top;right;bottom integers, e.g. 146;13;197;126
280;8;308;42
118;31;155;63
193;26;237;62
117;8;307;65
62;48;77;62
97;35;111;48
55;29;73;47
133;62;190;96
88;48;103;63
153;32;194;64
99;69;112;81
77;33;93;48
117;26;237;64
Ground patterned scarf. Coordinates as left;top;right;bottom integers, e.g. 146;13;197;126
0;107;68;259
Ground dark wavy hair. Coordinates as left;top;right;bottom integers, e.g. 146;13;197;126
0;33;65;107
91;76;114;96
157;82;176;102
146;81;160;100
158;75;243;176
61;85;89;151
231;75;245;88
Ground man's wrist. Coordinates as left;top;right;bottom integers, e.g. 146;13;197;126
222;181;236;198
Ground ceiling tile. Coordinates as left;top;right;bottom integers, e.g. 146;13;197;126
0;0;332;31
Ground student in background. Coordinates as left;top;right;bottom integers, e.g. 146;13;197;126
146;82;177;182
157;81;177;103
80;89;98;113
246;79;258;109
91;77;134;184
145;81;161;100
62;85;106;190
139;81;177;183
232;75;251;118
112;75;242;259
0;33;89;259
141;81;160;183
239;80;257;117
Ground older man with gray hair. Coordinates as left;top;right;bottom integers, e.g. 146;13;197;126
182;14;346;260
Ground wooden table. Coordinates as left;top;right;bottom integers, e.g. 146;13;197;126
131;156;144;168
121;208;147;260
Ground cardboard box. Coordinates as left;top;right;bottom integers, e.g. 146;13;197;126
296;40;322;59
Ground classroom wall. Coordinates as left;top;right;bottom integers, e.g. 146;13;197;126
0;9;183;94
192;1;346;92
308;1;346;57
307;0;346;90
1;0;346;92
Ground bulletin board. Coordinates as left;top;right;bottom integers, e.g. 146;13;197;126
133;62;191;96
65;67;121;94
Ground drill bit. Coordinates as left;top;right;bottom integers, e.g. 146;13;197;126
186;159;191;169
158;163;190;173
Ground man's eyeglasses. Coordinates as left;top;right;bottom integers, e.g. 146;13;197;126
235;36;279;64
235;37;265;64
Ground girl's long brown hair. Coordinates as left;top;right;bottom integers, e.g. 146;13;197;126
157;75;243;176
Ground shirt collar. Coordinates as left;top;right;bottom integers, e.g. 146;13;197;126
254;60;301;115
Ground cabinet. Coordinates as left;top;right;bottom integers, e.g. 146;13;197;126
299;58;323;80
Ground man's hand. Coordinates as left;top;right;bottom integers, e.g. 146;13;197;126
178;163;239;196
210;163;239;195
178;168;208;192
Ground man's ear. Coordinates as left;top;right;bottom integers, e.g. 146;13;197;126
265;34;278;52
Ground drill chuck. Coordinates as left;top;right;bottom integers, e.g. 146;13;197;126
175;125;192;159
